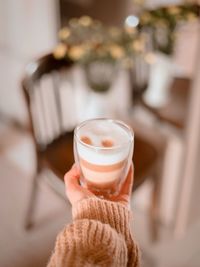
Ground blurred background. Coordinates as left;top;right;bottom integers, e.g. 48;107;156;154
0;0;200;266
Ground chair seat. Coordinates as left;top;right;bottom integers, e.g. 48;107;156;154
42;131;157;191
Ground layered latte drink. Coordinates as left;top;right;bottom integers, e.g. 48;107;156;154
74;119;134;196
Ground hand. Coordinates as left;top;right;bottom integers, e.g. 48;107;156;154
64;164;134;209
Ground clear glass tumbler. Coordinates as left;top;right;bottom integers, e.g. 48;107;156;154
74;118;134;197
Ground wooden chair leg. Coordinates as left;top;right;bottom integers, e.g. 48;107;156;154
25;166;41;230
149;174;160;241
149;159;162;241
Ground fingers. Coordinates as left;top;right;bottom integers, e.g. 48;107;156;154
64;165;80;190
64;165;84;205
64;165;95;206
119;164;134;197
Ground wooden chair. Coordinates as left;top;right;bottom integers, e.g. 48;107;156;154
22;54;160;237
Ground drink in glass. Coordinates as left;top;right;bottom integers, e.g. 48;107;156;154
74;118;134;197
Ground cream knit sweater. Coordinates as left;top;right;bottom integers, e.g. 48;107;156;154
47;198;140;267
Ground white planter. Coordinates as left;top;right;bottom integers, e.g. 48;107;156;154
143;53;174;108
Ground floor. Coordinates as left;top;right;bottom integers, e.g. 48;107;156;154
0;123;71;267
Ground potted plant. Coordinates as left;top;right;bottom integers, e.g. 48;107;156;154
54;16;146;118
137;3;199;107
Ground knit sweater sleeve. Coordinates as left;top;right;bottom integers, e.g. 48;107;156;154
47;198;140;267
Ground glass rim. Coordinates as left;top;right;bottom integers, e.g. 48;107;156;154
74;118;134;151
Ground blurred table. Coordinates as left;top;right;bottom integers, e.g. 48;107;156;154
142;78;191;129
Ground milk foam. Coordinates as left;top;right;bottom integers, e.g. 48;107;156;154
76;120;133;165
78;120;130;147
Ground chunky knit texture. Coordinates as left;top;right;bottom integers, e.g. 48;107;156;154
47;198;140;267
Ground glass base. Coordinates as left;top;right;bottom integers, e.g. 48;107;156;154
80;177;121;198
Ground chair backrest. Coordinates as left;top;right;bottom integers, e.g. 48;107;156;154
22;54;75;150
